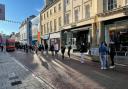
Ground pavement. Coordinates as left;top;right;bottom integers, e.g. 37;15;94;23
0;52;54;89
8;50;128;89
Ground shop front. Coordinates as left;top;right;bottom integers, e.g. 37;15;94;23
61;25;92;52
41;34;49;46
104;17;128;55
49;32;61;49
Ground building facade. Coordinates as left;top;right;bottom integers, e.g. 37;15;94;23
19;15;35;45
40;0;63;49
31;15;40;45
40;0;128;54
0;4;5;20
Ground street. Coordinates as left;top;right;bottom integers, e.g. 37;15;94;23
8;50;128;89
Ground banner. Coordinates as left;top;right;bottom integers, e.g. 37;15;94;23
0;4;5;20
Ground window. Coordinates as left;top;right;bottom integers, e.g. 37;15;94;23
54;19;57;31
66;0;70;5
85;4;90;19
47;22;49;33
58;3;61;11
104;0;117;10
74;9;79;22
44;24;46;34
47;12;49;18
50;9;52;15
126;0;128;5
54;6;56;13
41;25;43;35
58;17;61;27
65;13;70;24
44;14;46;19
50;21;52;32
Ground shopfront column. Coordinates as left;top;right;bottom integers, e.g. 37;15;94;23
98;22;105;44
91;23;97;47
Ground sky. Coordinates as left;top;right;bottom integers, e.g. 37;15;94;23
0;0;44;35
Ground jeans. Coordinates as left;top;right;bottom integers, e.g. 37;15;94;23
80;53;84;63
100;54;107;68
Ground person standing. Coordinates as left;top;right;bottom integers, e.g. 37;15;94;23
50;44;54;56
80;43;85;64
1;45;3;52
54;42;59;57
99;42;108;70
104;42;109;68
45;43;48;55
109;41;116;68
61;45;66;59
67;45;72;58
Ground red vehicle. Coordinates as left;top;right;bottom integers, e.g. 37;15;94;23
6;39;15;51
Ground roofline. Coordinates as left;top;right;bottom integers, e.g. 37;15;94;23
40;0;60;14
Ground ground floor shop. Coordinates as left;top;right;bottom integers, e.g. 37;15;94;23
104;16;128;55
49;32;61;49
61;25;92;52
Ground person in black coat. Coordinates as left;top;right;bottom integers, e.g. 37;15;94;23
50;44;54;56
67;45;72;58
109;41;116;68
61;45;66;59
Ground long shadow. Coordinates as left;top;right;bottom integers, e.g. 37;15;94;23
41;53;128;89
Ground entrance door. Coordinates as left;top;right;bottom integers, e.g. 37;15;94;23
72;38;76;49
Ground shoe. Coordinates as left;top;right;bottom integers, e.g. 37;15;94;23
101;67;104;70
109;66;115;69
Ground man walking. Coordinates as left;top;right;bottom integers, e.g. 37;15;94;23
54;42;59;57
61;45;66;59
67;44;72;58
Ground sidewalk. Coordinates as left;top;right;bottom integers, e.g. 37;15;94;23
0;52;54;89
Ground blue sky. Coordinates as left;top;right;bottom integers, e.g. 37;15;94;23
0;0;44;35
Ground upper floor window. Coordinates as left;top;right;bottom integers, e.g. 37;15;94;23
74;8;79;22
44;24;46;34
65;13;70;24
50;9;52;15
58;17;61;27
106;0;117;11
44;14;46;19
54;6;56;13
58;3;61;11
50;21;52;32
66;0;70;5
47;12;49;18
47;22;49;33
126;0;128;5
54;19;57;31
85;4;90;19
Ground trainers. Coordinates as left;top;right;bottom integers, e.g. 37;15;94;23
109;66;115;69
103;67;107;70
101;67;104;70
